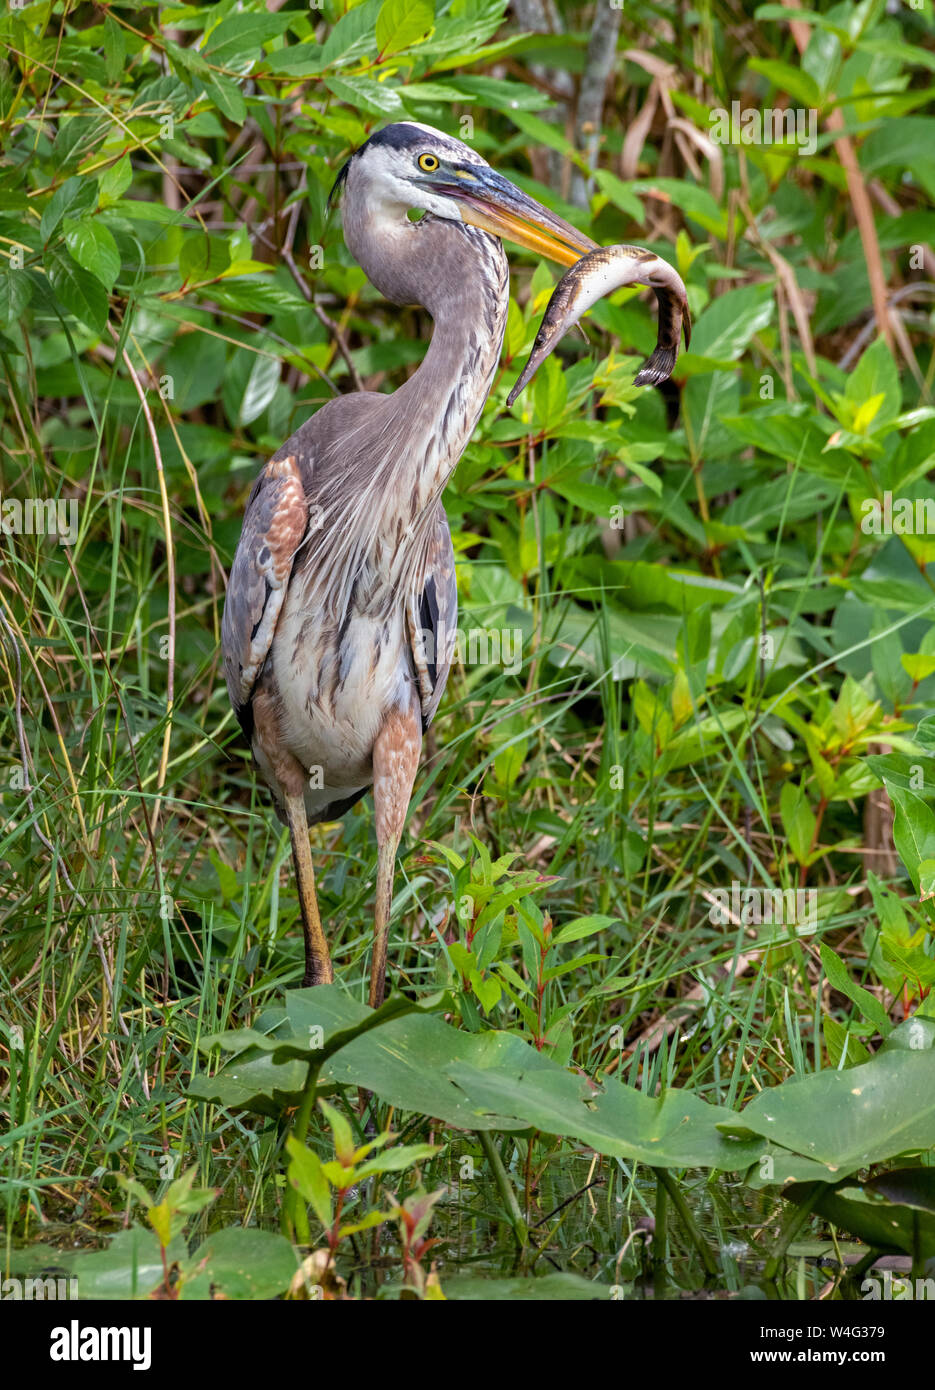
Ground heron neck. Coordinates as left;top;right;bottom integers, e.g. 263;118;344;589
382;226;508;518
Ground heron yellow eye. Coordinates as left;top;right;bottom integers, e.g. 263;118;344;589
418;153;439;172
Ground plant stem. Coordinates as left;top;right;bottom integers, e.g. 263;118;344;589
282;1058;321;1241
656;1169;719;1278
478;1130;528;1249
764;1183;821;1283
844;1247;881;1298
652;1171;668;1292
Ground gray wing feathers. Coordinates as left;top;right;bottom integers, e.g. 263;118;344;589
410;508;457;730
222;453;309;730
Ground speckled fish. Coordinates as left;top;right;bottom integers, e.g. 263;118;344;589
506;244;691;406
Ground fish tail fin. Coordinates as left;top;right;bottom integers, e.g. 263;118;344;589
634;344;677;387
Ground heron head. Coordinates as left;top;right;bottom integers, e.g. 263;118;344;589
330;121;596;268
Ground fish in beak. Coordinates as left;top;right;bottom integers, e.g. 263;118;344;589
506;244;692;404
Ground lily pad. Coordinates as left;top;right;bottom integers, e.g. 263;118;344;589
742;1145;849;1189
191;986;762;1168
719;1051;935;1174
443;1272;604;1300
444;1060;762;1170
73;1228;186;1299
180;1228;298;1300
786;1181;935;1259
863;1166;935;1215
880;1017;935;1053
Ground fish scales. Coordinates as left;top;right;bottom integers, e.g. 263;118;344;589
507;244;691;405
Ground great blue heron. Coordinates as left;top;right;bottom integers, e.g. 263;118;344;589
222;120;597;1008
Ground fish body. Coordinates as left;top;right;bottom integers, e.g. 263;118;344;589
507;244;691;405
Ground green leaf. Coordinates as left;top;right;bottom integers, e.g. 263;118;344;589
444;1272;602;1300
844;336;901;431
445;1060;762;1169
286;1137;333;1228
204;12;294;63
40;175;96;244
0;268;33;328
235;355;281;428
191;986;762;1169
376;0;434;58
321;0;382;70
98;155;133;207
722;1050;935;1176
355;1143;437;1179
551;914;618;945
822;1015;872;1069
689;283;775;361
550;475;618;515
881;1017;935;1053
532;354;568;429
103;15;126;84
820;943;891;1036
785;1180;935;1260
746;58;820;108
407;74;550;113
631;177;727;237
73;1228;187;1299
179;233;231;284
884;783;935;892
865;1166;935;1215
592;168;645;222
181;1228;298;1300
324;73;405;117
779;781;816;867
63;217;120;291
205;74;246;126
45;245;108;333
318;1097;356;1166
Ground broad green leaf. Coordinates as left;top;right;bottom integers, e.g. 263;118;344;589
884;784;935;892
180;1228;298;1300
205;74;246;125
723;1050;935;1174
45;245;108;333
784;1181;935;1260
204;12;294;62
689;283;775;361
236;355;281;428
191;986;762;1168
40;175;96;244
881;1017;935;1053
820;943;891;1036
73;1228;187;1299
445;1272;602;1300
376;0;434;59
780;781;816;867
0;267;33;328
746;58;820;108
179;233;231;284
324;73;405;116
551;914;618;945
321;0;382;69
63;217;120;291
444;1060;761;1169
318;1097;356;1166
98;154;133;206
286;1138;333;1228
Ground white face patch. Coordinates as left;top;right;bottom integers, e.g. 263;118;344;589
348;123;489;225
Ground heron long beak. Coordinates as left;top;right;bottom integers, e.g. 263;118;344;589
432;167;598;267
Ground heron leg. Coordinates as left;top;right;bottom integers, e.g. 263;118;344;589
252;687;335;987
369;701;421;1009
285;792;334;989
